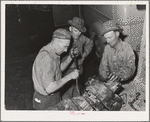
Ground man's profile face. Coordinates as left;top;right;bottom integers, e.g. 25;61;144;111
56;39;70;55
104;31;119;48
70;26;81;40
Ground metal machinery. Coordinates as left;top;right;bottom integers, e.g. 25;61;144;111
47;5;146;111
47;76;126;111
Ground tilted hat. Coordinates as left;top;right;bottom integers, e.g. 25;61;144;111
68;17;86;33
53;28;71;40
101;20;123;36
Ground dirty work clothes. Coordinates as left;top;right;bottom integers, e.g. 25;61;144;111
32;43;61;95
62;34;93;70
33;91;60;110
99;40;136;82
72;34;93;67
61;35;93;98
32;43;62;109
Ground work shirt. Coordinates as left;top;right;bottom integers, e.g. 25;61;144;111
73;34;93;66
99;40;136;82
32;43;62;95
62;34;93;70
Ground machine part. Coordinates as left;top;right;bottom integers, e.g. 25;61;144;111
70;97;83;110
106;80;121;93
128;91;145;111
120;93;127;107
86;78;115;102
85;76;124;111
47;76;124;111
83;95;97;111
71;96;94;111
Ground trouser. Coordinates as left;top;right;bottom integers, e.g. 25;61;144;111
33;91;61;110
61;66;83;99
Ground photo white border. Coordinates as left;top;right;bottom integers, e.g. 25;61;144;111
1;1;149;121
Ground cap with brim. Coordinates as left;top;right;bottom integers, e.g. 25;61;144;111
101;20;123;36
68;17;86;33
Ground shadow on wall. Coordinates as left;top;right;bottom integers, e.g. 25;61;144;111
119;32;128;42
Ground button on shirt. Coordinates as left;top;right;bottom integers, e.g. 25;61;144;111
32;43;62;95
99;40;136;81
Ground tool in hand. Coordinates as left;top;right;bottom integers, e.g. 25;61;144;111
74;55;81;95
71;46;81;96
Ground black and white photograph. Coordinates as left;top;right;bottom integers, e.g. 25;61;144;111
1;1;149;121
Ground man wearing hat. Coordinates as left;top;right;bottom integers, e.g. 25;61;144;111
61;17;93;99
32;28;79;110
99;20;136;83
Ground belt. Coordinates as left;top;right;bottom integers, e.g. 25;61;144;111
35;90;54;96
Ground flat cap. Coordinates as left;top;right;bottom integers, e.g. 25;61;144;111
53;28;71;40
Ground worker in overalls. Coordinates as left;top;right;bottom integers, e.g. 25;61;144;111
32;28;79;110
61;17;94;99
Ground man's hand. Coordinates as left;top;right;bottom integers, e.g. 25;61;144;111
69;47;75;59
69;69;79;80
73;46;80;57
107;73;121;83
69;46;80;58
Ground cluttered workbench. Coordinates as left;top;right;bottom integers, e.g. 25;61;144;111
47;75;145;111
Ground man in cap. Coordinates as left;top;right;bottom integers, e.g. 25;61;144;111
99;20;136;83
61;17;93;99
32;28;79;110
